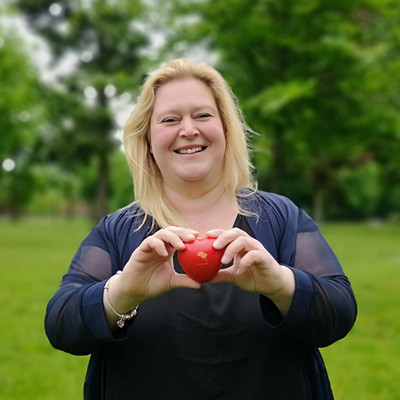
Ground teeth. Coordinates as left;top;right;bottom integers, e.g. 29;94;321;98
177;147;203;154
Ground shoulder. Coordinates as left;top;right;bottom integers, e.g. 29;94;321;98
246;190;318;235
102;202;143;231
241;191;300;263
241;190;299;222
254;190;297;209
98;203;151;248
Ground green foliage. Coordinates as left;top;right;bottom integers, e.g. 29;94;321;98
0;29;44;216
0;35;37;155
25;165;82;216
2;0;400;221
14;0;149;221
167;0;400;221
0;219;399;399
0;165;36;218
245;79;316;115
108;149;135;210
24;150;134;217
337;162;382;219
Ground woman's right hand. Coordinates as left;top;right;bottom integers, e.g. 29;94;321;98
104;227;201;325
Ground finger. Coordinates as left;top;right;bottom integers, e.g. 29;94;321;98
207;267;235;284
212;228;251;250
143;236;171;257
164;227;201;246
171;273;202;290
205;229;226;238
220;235;254;264
165;226;199;242
152;229;193;251
233;252;262;275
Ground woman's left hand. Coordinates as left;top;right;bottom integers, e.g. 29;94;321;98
207;228;295;316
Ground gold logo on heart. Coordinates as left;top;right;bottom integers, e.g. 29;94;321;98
197;251;208;264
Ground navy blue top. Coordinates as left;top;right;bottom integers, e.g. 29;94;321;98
45;191;357;399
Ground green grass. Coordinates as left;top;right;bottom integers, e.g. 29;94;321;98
0;218;399;399
0;218;91;400
319;223;400;399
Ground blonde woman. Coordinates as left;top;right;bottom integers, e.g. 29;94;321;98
45;59;356;400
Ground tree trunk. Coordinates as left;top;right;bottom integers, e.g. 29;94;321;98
312;187;325;224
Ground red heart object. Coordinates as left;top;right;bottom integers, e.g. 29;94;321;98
177;237;224;283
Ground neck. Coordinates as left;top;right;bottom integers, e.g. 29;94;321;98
164;181;238;232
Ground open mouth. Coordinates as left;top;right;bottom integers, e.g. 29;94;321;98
175;146;206;155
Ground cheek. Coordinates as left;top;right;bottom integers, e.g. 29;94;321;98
214;125;227;151
149;127;172;161
149;127;162;155
149;125;156;153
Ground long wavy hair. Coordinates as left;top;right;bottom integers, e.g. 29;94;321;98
123;58;256;229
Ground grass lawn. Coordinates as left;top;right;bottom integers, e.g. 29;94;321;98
320;223;400;399
0;218;399;399
0;218;91;400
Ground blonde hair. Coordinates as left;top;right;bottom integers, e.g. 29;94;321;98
123;58;255;228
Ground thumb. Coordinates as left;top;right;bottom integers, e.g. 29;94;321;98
207;267;234;284
171;273;202;290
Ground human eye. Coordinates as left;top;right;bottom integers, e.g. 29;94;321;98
161;116;178;124
196;112;212;120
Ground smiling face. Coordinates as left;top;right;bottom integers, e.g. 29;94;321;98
149;78;226;193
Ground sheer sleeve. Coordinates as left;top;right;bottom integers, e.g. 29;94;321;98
289;210;356;346
44;207;148;355
251;192;357;347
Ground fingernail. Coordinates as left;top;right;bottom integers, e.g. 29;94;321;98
213;240;221;249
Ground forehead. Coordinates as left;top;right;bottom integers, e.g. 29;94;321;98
153;78;217;110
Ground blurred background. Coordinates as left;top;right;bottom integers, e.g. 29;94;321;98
1;0;399;399
1;0;400;222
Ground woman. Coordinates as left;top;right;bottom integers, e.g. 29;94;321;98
45;59;357;399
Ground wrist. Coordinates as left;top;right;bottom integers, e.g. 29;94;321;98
104;271;140;328
265;265;295;317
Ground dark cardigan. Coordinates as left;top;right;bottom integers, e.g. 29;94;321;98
45;191;357;399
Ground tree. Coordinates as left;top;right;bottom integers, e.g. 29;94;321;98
16;0;148;221
166;0;400;221
0;27;44;218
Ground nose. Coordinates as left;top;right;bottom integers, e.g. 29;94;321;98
179;117;199;138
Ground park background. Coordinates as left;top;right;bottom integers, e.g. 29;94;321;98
1;0;399;398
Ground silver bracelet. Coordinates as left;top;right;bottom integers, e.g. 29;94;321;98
104;270;139;328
